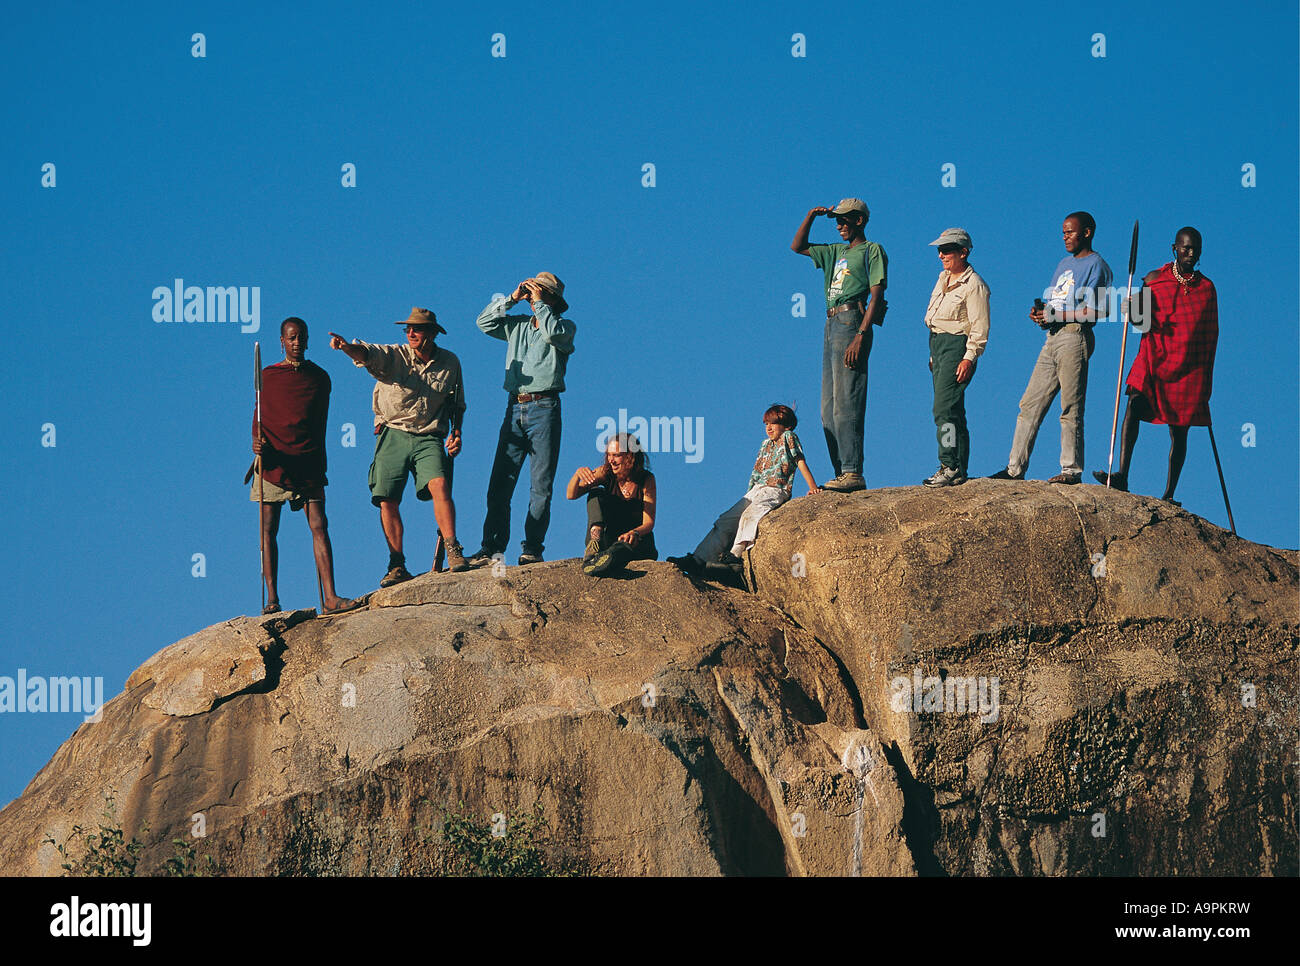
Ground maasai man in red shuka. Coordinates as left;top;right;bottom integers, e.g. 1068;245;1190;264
1093;227;1217;505
251;317;361;615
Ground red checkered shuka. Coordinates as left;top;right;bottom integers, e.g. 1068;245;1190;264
1125;263;1218;427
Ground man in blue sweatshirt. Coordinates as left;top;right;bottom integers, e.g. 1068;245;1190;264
470;273;577;565
988;212;1111;484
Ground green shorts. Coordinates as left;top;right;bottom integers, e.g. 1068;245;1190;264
249;473;323;512
368;426;447;506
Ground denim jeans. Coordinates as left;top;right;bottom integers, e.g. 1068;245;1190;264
1007;325;1095;476
480;395;562;556
821;309;872;476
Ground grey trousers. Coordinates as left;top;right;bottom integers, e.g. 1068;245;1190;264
1007;325;1095;476
692;485;789;562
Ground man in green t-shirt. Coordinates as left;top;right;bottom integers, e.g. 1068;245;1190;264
791;198;888;492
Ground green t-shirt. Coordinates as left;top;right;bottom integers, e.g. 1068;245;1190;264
809;241;888;308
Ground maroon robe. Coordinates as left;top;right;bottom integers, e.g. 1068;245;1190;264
253;360;330;490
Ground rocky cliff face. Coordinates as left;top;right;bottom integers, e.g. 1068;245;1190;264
747;481;1297;875
0;482;1294;875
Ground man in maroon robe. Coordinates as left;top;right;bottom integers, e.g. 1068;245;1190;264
252;317;359;615
1093;227;1218;504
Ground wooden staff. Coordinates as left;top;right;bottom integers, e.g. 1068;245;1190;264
1207;425;1237;536
432;449;454;572
255;342;265;613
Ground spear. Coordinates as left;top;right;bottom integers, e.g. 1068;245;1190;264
1104;220;1140;486
255;341;265;613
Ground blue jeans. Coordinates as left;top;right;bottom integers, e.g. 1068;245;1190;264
480;395;562;556
821;310;873;476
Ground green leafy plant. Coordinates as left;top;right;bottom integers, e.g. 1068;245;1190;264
43;795;145;877
436;802;587;877
42;794;219;877
164;837;219;877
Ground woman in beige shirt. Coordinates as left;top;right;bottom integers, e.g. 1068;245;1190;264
921;228;990;487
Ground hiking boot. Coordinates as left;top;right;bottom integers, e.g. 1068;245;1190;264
517;552;543;566
718;552;743;567
987;467;1025;480
583;541;634;577
1048;471;1082;485
822;472;866;492
379;565;413;588
922;465;967;487
1092;470;1128;491
445;543;469;573
583;538;602;564
667;553;701;575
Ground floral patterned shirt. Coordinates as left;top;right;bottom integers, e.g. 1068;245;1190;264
748;430;804;494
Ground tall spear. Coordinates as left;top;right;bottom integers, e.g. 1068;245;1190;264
254;341;265;613
1104;220;1140;487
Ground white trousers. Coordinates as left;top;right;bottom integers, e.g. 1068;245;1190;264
692;485;789;562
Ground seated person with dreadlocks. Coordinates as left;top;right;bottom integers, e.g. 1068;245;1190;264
566;432;657;577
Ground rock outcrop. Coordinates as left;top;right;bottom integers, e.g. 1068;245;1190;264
748;481;1297;875
0;482;1294;875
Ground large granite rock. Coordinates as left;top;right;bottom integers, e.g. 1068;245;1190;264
0;482;1293;876
0;563;911;876
746;480;1298;875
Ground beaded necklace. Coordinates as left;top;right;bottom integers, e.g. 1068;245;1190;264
1171;262;1198;289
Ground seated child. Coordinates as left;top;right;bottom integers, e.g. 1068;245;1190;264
668;404;818;575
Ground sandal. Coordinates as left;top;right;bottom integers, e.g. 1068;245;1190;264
1092;470;1129;491
262;600;281;615
320;596;365;617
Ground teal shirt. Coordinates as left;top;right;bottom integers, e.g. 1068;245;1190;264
809;240;888;308
749;429;805;494
476;296;577;394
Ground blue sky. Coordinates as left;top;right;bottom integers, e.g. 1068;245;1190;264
1;1;1296;806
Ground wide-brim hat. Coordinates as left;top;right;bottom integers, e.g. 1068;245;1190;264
395;306;447;335
533;271;569;314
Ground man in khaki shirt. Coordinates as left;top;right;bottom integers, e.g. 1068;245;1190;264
330;307;468;582
921;228;990;487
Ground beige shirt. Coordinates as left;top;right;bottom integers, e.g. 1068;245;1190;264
923;266;990;362
354;341;466;437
